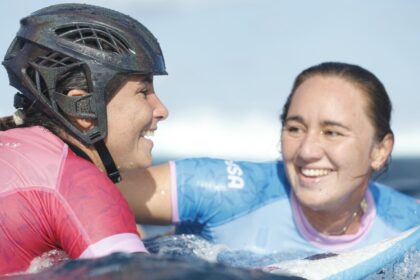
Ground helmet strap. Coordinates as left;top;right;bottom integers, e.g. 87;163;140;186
94;140;121;183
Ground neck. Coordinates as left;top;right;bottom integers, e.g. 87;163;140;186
300;191;368;236
61;132;106;173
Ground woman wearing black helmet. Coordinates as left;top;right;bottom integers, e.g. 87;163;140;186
0;3;168;274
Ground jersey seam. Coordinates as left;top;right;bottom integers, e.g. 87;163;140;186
54;144;92;254
55;143;68;193
1;187;92;250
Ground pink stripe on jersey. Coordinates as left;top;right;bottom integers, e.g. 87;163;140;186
169;161;180;223
79;233;148;258
291;190;376;252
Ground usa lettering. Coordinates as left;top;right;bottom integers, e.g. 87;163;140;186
225;160;245;189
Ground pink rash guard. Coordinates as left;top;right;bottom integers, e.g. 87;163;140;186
0;126;146;275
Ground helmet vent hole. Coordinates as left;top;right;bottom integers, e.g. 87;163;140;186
26;65;48;99
26;52;80;100
55;23;131;55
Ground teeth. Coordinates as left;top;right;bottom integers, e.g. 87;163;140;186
142;130;154;138
301;168;331;177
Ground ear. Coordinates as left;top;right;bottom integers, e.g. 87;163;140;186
370;133;394;171
67;89;95;131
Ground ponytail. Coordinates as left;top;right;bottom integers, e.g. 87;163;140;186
0;115;17;131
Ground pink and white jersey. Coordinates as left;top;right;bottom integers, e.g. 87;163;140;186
0;126;146;275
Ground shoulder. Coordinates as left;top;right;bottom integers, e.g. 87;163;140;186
175;157;290;196
0;126;65;162
370;181;418;205
175;158;291;226
370;181;420;230
0;126;67;191
1;126;64;149
59;149;118;199
57;149;138;255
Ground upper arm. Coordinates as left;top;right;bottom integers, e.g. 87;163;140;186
118;162;173;224
58;154;146;257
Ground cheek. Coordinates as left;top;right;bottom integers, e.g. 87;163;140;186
333;140;373;177
130;111;152;136
281;135;298;160
106;111;140;149
108;112;131;137
109;102;149;129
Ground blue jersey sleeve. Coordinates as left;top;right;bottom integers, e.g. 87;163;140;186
174;158;290;238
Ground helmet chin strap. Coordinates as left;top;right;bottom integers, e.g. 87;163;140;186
94;140;121;183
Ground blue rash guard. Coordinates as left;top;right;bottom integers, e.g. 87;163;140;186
170;158;420;259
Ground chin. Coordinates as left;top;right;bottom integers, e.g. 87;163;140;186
140;160;153;169
136;157;153;169
117;157;153;172
295;189;335;211
305;198;343;212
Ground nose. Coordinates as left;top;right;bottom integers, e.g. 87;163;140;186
296;131;324;162
152;95;169;121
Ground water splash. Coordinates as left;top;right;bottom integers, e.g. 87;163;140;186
145;234;227;262
26;250;69;273
6;234;418;279
366;248;420;280
145;234;420;279
7;252;301;280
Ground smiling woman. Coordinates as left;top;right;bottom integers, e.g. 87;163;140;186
0;3;168;275
119;62;419;262
280;63;394;236
106;75;168;171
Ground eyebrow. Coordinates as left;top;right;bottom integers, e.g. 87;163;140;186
284;115;304;124
321;120;351;130
285;115;351;130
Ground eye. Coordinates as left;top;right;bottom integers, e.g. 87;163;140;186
284;124;305;137
137;88;148;98
322;129;343;138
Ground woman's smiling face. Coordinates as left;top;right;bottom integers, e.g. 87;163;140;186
281;75;380;211
105;75;168;172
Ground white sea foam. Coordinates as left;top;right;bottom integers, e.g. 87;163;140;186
146;234;227;263
26;249;69;274
154;112;281;161
153;112;420;161
366;249;420;280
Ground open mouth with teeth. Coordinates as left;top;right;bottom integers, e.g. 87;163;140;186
141;130;155;140
300;168;332;177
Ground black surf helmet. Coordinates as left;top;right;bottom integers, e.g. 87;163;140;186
2;3;167;182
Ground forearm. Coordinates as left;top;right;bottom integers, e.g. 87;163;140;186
118;163;173;224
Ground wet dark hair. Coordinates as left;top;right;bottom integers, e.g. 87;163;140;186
0;70;126;136
0;69;87;133
280;62;393;142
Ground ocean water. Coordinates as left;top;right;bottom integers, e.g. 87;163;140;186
8;234;418;279
7;249;303;280
366;248;420;280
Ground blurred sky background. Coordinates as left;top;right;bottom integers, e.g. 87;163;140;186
1;0;419;162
